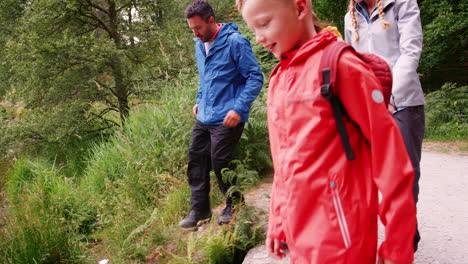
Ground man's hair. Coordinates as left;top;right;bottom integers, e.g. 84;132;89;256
185;0;216;22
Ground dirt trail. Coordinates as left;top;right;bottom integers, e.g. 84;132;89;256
243;149;468;264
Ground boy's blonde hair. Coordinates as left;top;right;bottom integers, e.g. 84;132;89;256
236;0;324;33
349;0;390;42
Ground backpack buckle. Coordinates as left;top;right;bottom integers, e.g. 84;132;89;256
321;68;331;99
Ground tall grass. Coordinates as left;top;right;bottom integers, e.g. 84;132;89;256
181;206;265;264
78;76;200;261
1;74;271;263
1;158;94;264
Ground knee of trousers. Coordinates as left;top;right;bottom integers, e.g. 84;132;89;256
188;149;209;162
211;154;235;167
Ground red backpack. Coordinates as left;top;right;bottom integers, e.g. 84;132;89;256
320;40;392;161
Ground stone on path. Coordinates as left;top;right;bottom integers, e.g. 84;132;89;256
242;245;290;264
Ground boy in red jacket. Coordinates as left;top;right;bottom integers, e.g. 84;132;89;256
237;0;417;263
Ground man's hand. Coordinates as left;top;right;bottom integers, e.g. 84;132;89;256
193;104;198;116
223;110;240;127
266;237;287;259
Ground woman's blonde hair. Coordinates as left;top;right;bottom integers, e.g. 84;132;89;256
349;0;390;42
236;0;324;33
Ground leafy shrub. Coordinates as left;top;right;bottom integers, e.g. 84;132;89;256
200;206;264;264
425;82;468;140
222;159;260;201
1;158;96;264
6;158;98;233
1;71;272;263
236;89;272;174
80;76;196;201
419;0;467;76
1;212;85;264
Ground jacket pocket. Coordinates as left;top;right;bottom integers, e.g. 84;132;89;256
329;179;352;249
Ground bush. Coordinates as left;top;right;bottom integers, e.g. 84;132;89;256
1;213;85;264
200;206;264;264
1;158;95;264
425;82;468;140
1;72;272;263
80;76;197;201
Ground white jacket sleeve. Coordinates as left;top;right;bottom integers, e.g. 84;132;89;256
391;0;425;106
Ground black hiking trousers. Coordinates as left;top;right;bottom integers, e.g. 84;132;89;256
393;105;425;252
187;121;245;213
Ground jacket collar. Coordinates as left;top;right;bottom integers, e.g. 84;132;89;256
355;0;395;22
194;23;239;57
276;30;336;70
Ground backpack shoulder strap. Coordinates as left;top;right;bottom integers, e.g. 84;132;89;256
319;41;354;97
320;40;356;161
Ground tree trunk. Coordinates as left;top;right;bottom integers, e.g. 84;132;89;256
108;0;130;125
111;57;130;124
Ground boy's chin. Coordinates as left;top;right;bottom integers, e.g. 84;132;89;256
272;52;282;60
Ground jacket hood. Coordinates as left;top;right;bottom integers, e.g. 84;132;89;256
193;23;239;45
273;30;337;75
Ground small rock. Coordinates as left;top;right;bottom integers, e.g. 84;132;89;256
242;245;290;264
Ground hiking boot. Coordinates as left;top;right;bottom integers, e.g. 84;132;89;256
179;209;212;228
217;206;233;225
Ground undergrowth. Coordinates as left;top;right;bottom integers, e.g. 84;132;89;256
0;74;270;263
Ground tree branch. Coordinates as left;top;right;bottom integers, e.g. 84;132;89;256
77;7;111;34
84;0;109;15
117;3;133;13
94;79;119;97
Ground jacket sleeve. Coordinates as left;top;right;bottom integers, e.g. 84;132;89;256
391;0;423;106
230;35;264;116
267;172;287;242
194;43;203;105
336;51;416;263
344;13;353;44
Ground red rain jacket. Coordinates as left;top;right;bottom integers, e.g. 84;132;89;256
267;30;416;264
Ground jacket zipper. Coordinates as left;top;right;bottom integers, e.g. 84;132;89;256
330;181;352;248
367;23;373;54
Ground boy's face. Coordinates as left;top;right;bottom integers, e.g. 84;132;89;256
187;15;216;43
241;0;304;59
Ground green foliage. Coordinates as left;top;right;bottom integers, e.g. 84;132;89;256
425;83;468;140
0;0;27;99
312;0;349;33
1;71;272;263
157;186;192;227
200;207;265;264
221;159;260;201
0;103;17;121
0;0;199;160
237;89;272;174
81;76;196;199
419;0;468;90
1;102;99;153
1;158;96;264
5;158;98;234
1;213;85;264
169;206;264;264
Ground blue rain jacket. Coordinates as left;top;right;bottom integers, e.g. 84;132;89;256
194;23;263;125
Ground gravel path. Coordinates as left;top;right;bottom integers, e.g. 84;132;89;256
413;151;468;263
243;150;468;264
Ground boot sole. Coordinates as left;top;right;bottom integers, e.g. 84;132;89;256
179;215;212;230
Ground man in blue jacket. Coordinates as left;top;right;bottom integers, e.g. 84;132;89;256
179;0;264;228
